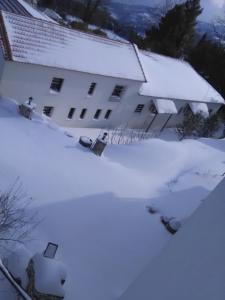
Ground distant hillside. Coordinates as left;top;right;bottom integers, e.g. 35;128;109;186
106;2;225;42
106;2;162;36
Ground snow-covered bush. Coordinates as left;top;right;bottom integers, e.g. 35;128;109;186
0;180;38;246
177;105;220;139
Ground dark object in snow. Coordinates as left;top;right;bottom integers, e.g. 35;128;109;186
43;243;58;259
18;100;36;120
91;135;107;156
147;206;158;214
160;216;181;234
79;136;93;148
19;104;33;120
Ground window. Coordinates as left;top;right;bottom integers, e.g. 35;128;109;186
67;108;75;119
43;106;54;117
104;110;112;119
93;109;102;119
135;104;144;113
111;85;125;98
80;108;87;119
88;82;97;95
50;78;64;92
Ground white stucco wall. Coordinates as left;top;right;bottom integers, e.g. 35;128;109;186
0;61;222;131
0;61;156;129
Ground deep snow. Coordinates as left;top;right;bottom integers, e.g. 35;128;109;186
0;98;224;299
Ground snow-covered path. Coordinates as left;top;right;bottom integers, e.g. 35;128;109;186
0;98;224;300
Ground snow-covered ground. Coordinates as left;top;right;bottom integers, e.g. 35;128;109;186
0;98;224;299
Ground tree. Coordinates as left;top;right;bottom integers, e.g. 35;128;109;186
0;180;38;246
188;35;225;99
82;0;106;23
145;0;202;58
37;0;55;9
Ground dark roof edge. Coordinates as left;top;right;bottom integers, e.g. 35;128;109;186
132;44;148;83
0;11;12;60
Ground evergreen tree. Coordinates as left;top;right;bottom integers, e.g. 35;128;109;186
145;0;202;58
188;35;225;120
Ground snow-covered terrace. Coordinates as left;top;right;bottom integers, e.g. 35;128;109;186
0;11;145;81
139;50;225;104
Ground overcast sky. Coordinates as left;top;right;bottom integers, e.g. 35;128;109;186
115;0;225;21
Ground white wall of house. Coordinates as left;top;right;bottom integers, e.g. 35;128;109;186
0;61;156;129
0;59;222;131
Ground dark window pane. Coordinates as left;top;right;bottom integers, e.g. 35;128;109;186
68;108;75;119
50;78;64;92
80;108;87;119
94;109;102;119
135;104;144;113
88;82;97;95
112;85;125;98
104;110;112;119
43;106;54;117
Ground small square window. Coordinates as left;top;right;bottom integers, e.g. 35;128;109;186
93;109;102;119
80;108;87;119
111;85;125;98
104;110;112;119
50;78;64;92
135;104;144;113
88;82;97;95
43;106;54;117
68;108;75;119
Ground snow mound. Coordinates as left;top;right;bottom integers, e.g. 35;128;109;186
32;253;67;297
4;245;32;289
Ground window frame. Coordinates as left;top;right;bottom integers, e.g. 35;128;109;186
111;85;126;99
104;110;112;120
80;108;87;119
50;77;64;93
43;106;54;117
93;109;102;120
67;108;75;120
134;104;144;113
88;82;97;96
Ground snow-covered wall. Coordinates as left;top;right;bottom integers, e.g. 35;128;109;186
0;60;222;130
0;61;153;129
119;178;225;300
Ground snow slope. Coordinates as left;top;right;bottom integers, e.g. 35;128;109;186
0;98;224;299
119;177;225;300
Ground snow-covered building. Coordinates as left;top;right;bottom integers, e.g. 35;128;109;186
0;9;224;130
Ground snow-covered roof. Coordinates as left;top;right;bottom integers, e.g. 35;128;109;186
0;0;53;22
0;11;145;81
190;102;209;118
119;178;225;300
139;51;225;104
153;99;178;114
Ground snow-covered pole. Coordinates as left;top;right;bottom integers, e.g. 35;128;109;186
0;259;31;300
